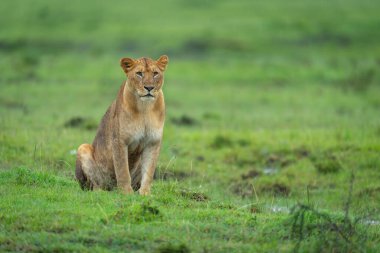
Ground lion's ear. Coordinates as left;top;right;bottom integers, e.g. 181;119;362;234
156;55;169;71
120;57;135;73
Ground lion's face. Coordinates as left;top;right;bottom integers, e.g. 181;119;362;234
120;56;169;101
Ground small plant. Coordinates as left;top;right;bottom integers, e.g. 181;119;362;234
289;173;370;253
109;200;162;224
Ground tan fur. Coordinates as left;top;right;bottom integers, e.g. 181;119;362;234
75;55;169;195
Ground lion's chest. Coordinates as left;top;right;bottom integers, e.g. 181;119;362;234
126;123;162;153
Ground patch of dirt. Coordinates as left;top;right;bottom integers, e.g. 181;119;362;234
64;117;98;130
261;183;291;196
265;153;294;168
195;155;205;162
230;181;254;198
294;147;310;158
223;152;254;166
223;147;311;171
311;153;342;174
241;169;261;180
225;148;304;170
180;189;209;202
156;243;190;253
210;135;233;149
170;115;198;126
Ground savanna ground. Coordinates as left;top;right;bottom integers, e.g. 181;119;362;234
1;0;380;252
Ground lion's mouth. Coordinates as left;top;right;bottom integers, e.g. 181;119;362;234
141;94;154;98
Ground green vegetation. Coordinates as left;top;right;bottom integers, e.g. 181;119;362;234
1;0;380;252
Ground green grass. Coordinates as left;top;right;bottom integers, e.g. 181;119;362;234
1;0;380;252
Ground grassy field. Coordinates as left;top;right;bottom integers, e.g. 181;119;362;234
1;0;380;252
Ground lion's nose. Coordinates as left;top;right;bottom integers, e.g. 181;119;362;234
144;86;154;92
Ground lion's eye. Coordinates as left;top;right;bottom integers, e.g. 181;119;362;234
153;71;159;77
136;71;143;78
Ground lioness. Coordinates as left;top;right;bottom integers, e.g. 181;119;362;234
75;55;169;195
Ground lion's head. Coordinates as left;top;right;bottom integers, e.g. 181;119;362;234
120;55;169;101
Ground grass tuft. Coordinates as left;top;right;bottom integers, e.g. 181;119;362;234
289;173;372;253
108;200;162;224
311;153;342;174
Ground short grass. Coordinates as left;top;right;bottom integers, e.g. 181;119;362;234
1;0;380;252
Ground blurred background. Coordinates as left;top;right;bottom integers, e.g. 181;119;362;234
1;0;380;192
1;0;379;127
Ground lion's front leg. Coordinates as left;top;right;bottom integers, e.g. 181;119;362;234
139;142;161;195
112;141;134;194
